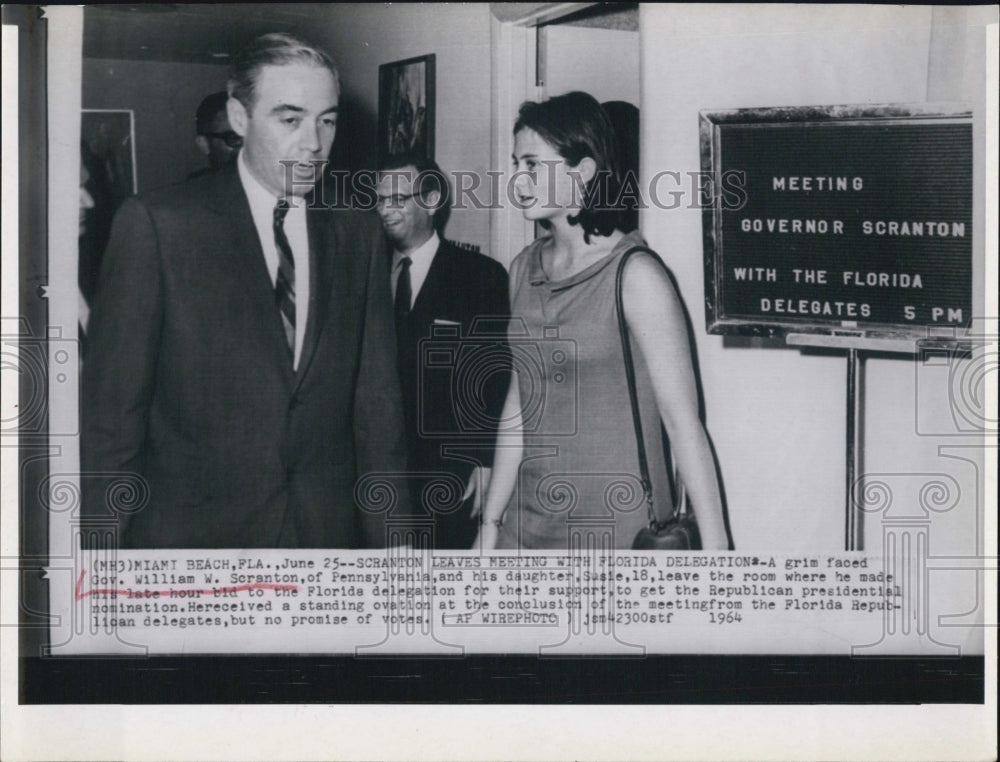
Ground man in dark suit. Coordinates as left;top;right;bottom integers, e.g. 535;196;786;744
81;33;410;548
377;153;510;548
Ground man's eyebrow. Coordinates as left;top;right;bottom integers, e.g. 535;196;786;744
512;152;537;160
271;104;305;115
269;104;340;116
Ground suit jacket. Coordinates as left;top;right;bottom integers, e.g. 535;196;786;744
395;239;510;547
80;165;411;548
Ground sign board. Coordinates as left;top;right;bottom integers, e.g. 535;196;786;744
699;104;973;339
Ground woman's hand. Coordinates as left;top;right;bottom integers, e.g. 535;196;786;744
472;521;500;550
464;466;492;520
470;377;523;551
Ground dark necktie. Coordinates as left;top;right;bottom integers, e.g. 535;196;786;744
273;199;296;357
394;256;412;335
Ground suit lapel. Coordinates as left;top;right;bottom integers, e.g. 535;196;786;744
208;167;295;388
294;205;334;388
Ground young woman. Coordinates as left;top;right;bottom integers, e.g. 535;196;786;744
475;91;728;550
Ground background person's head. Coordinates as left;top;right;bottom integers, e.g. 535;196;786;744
377;152;450;253
195;91;241;170
78;142;113;241
601;100;640;233
79;161;95;238
513;91;624;241
227;33;341;197
79;141;116;304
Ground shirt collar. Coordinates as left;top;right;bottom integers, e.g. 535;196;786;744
393;231;439;270
528;230;647;291
526;234;552;286
237;149;306;220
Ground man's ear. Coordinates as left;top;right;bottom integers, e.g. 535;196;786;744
227;96;248;137
195;135;210;156
424;190;441;218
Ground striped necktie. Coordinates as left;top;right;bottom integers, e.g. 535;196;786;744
273;199;296;357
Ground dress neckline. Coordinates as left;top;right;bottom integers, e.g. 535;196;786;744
527;230;646;292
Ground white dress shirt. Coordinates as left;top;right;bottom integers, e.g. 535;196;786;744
391;231;439;308
237;150;310;369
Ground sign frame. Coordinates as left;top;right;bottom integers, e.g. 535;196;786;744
699;102;974;342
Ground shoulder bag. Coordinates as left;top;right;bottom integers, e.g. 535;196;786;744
615;246;702;551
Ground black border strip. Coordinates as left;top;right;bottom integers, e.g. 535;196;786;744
21;655;984;704
4;1;52;670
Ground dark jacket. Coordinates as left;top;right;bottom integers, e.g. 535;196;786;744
394;238;511;547
81;165;411;548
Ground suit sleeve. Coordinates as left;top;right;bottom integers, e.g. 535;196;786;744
470;258;512;468
80;198;163;539
352;216;414;547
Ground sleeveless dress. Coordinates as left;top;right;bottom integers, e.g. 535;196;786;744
497;230;675;550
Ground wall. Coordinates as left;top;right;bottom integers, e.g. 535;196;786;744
82;58;230;193
542;25;639;105
640;4;992;553
81;3;495;251
313;3;493;251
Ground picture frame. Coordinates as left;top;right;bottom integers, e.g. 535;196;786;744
698;103;974;341
378;53;435;161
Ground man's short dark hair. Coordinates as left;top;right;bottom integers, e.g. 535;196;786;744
378;151;451;233
228;33;340;110
195;91;230;135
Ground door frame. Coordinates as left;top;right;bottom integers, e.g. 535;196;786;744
488;3;639;266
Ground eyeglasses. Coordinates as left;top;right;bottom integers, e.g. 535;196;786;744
200;131;243;148
376;193;418;208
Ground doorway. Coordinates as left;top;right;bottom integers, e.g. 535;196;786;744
488;2;640;264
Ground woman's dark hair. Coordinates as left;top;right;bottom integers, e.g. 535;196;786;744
513;91;624;242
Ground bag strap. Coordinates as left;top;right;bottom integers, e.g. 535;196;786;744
614;245;686;529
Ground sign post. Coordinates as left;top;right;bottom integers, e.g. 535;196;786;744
845;348;863;551
700;104;974;550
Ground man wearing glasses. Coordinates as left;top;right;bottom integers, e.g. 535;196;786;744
377;152;510;548
190;91;242;178
82;34;411;549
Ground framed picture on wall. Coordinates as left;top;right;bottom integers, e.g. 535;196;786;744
81;109;137;201
378;53;435;161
